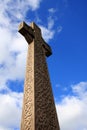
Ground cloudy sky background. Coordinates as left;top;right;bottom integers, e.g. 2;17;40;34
0;0;87;130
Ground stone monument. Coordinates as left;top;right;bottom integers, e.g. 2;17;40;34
18;21;60;130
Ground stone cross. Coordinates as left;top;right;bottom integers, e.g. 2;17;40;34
18;21;60;130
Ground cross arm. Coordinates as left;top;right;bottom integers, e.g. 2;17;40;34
18;21;52;57
18;21;34;44
42;38;52;57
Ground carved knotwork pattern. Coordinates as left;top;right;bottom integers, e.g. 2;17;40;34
21;41;34;130
34;36;60;130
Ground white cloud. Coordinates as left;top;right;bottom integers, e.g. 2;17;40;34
0;0;43;32
40;26;55;42
0;0;42;19
0;0;55;91
56;81;87;130
48;8;56;13
57;26;63;33
72;82;87;97
0;30;27;91
40;15;55;42
48;16;54;30
27;0;42;10
0;27;12;63
0;92;23;130
0;81;87;130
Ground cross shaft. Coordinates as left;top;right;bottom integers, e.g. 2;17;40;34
18;21;60;130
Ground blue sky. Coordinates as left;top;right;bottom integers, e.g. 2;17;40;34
0;0;87;130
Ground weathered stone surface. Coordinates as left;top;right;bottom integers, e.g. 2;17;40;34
18;22;60;130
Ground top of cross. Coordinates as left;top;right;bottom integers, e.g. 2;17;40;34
18;21;52;57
